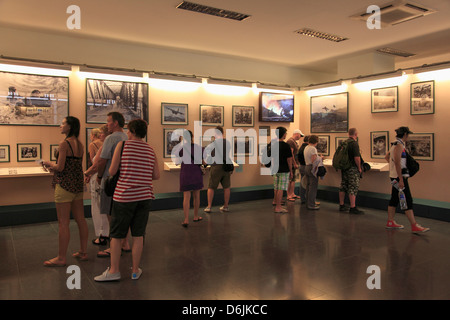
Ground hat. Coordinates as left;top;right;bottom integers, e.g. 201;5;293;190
395;126;413;135
294;129;304;137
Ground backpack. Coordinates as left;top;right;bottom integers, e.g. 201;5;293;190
262;143;272;168
406;151;419;177
332;140;351;171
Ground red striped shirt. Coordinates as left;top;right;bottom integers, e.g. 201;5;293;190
113;140;156;202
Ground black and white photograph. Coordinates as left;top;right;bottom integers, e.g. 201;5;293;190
370;131;389;159
200;104;224;126
232;105;254;127
371;86;398;113
50;144;59;162
311;92;348;133
0;145;10;163
411;80;435;115
163;128;182;158
0;71;69;126
17;143;41;162
232;136;254;157
259;92;294;122
161;103;188;125
406;133;434;161
335;136;347;151
317;135;330;156
86;79;148;124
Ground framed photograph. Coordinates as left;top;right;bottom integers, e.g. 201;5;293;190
50;144;59;161
86;78;148;124
371;86;398;113
406;133;434;161
317;135;330;156
370;131;389;159
200;105;224;126
17;143;41;162
411;81;434;115
0;71;69;126
232;136;255;157
0;145;10;163
232;105;254;127
335;137;347;151
161;103;188;125
163;128;182;158
259;92;294;122
311;92;348;133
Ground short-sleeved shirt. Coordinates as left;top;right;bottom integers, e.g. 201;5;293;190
276;140;292;173
297;142;308;166
286;138;299;164
347;138;361;167
100;131;128;178
205;138;232;166
304;145;318;165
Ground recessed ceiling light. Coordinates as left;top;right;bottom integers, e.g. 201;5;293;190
294;28;349;42
176;1;250;21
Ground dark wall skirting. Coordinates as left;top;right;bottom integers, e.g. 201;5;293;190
1;185;449;227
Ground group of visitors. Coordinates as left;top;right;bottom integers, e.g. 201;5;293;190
40;114;429;282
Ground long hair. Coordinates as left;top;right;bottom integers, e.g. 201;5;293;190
65;116;80;138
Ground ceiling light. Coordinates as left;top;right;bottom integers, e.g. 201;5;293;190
176;1;250;21
294;28;349;42
376;47;416;57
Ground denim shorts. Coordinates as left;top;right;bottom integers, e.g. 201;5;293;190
110;200;151;238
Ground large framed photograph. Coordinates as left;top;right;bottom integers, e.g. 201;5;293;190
259;92;294;122
371;86;398;113
232;105;254;127
50;144;59;162
161;103;188;125
370;131;389;159
0;145;10;163
311;92;348;133
17;143;41;162
411;81;434;115
406;133;434;161
163;128;182;158
232;136;255;157
335;137;347;151
317;135;330;156
86;78;148;124
200;105;224;126
0;71;69;126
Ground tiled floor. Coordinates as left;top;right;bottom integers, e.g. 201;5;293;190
1;198;449;300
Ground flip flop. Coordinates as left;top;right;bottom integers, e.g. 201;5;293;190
97;250;110;258
193;217;203;222
43;258;66;267
72;251;88;261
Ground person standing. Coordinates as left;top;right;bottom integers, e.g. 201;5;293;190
338;128;364;214
385;126;429;233
94;119;160;281
297;135;309;204
272;127;293;213
42;116;88;266
286;129;304;201
304;135;320;210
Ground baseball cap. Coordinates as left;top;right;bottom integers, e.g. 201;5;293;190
294;129;304;137
395;126;413;135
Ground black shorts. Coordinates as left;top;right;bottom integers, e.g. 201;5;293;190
389;178;413;210
110;199;151;238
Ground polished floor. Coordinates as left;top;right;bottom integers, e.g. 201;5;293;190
1;198;450;300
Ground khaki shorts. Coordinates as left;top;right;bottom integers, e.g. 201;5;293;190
54;184;83;203
208;165;231;189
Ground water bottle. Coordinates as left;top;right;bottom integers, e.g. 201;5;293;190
398;189;408;210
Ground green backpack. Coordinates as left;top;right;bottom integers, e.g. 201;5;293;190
332;140;351;171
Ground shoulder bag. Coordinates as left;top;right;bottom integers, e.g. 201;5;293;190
104;141;125;197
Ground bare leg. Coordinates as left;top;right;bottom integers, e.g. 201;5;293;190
193;190;200;220
71;199;88;256
183;191;191;224
223;188;230;207
109;238;122;274
207;188;214;208
131;236;144;274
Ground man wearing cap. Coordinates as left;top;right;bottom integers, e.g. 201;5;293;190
286;129;304;201
384;126;429;233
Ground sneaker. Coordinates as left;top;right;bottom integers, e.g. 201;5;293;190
307;205;320;210
131;268;142;280
94;267;121;282
204;207;211;213
339;204;348;212
220;206;229;212
386;220;404;229
412;223;430;234
349;207;364;214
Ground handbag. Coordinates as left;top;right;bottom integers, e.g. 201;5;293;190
104;142;125;197
406;151;420;177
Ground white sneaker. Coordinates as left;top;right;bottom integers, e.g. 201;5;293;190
220;206;229;212
131;268;142;280
94;267;121;282
204;207;211;213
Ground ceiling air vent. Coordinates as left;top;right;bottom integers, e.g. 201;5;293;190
350;0;436;27
176;1;250;21
376;47;416;57
294;28;349;42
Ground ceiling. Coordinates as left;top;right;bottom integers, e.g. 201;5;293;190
0;0;449;73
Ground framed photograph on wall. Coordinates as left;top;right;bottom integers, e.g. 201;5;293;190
406;133;434;161
232;136;255;157
200;105;224;126
232;105;254;127
411;80;434;115
370;131;389;159
371;86;398;113
163;128;182;158
161;103;188;125
86;78;149;124
317;135;330;156
0;71;69;126
335;137;347;151
17;143;41;162
310;92;348;133
50;144;59;162
0;145;10;163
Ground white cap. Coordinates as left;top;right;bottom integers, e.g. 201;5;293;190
294;129;304;137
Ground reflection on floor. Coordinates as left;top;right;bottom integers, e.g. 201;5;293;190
1;198;449;300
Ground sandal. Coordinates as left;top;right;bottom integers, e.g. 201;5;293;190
97;250;110;258
193;217;203;222
72;251;88;261
43;258;66;267
182;222;189;228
